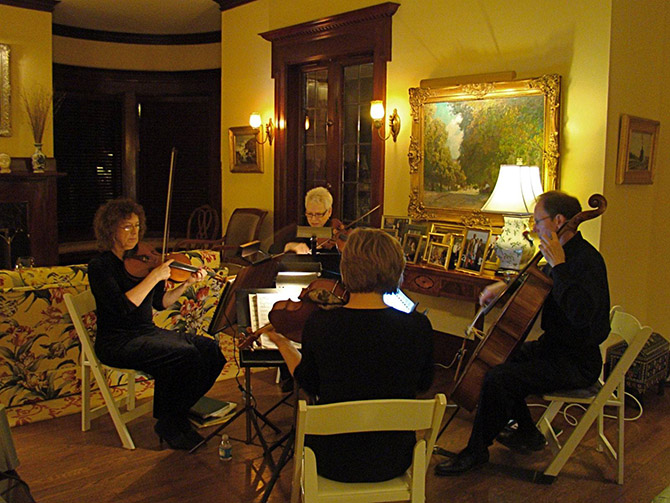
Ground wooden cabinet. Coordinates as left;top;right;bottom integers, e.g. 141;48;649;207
403;263;499;304
0;164;64;266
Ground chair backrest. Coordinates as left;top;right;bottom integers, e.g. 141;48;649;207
222;208;268;254
603;305;653;385
186;204;220;241
64;290;98;362
295;394;447;469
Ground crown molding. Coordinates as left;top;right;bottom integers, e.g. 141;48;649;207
0;0;59;12
52;24;220;45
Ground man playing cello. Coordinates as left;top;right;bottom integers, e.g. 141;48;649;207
436;190;610;475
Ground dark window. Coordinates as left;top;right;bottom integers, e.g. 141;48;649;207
54;93;123;241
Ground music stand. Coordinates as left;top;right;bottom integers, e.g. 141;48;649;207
190;285;292;456
207;257;279;335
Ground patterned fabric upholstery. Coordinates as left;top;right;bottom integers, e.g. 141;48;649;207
0;250;226;416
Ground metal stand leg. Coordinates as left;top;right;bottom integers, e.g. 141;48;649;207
189;367;281;454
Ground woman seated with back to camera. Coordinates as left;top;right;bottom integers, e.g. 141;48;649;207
266;227;434;482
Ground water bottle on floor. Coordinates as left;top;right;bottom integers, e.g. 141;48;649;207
219;434;232;461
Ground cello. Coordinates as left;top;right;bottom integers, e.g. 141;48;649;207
449;194;607;411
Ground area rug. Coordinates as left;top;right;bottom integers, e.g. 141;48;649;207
7;334;257;427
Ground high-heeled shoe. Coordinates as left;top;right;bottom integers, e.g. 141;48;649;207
154;420;199;450
176;417;205;445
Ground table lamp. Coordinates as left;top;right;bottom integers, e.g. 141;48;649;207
481;163;543;270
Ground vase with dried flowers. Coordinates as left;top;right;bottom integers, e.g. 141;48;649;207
21;86;53;173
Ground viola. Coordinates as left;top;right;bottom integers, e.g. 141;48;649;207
237;278;349;349
123;242;225;284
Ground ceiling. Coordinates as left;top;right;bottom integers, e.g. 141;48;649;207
50;0;251;35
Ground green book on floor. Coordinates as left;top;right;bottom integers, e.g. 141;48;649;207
189;396;237;420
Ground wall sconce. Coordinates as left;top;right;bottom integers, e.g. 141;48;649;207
249;113;274;145
370;100;400;142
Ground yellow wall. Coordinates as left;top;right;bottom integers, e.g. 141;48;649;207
220;0;275;246
53;37;220;71
221;0;618;334
601;0;670;335
0;4;53;158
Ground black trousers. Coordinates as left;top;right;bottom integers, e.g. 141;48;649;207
97;329;225;421
467;340;600;453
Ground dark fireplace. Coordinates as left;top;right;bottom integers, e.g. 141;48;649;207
0;202;30;269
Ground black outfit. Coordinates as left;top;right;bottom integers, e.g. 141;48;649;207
293;307;434;482
88;251;226;426
466;231;610;454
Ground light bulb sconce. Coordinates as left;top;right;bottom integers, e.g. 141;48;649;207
249;113;274;145
370;100;401;142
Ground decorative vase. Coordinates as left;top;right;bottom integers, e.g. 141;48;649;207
495;215;536;271
31;143;46;173
0;153;10;174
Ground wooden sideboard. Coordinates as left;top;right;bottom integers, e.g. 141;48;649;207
402;263;500;304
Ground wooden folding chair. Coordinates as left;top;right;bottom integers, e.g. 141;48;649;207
65;290;153;450
535;306;653;484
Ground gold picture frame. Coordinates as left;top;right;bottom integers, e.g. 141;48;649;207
426;242;451;270
402;233;422;264
229;126;262;173
408;74;560;223
0;44;10;137
456;227;491;275
616;114;659;185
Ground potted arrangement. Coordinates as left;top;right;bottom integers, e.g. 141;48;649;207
21;86;53;173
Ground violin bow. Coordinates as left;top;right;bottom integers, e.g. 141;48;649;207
315;204;381;250
161;147;178;261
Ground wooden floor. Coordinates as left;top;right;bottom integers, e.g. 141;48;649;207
10;367;670;503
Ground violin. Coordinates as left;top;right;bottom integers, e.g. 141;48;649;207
314;205;381;252
123;242;226;284
237;278;349;349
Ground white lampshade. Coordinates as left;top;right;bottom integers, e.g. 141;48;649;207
481;164;543;215
370;100;385;120
249;113;262;129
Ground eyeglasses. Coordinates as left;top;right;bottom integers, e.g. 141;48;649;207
534;215;551;224
305;210;328;219
120;223;141;232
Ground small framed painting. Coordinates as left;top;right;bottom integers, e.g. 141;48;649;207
616;114;660;184
229;126;262;173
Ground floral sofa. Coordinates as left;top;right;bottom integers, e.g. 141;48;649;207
0;250;227;425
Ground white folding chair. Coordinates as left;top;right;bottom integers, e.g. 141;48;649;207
65;290;153;450
536;305;653;484
291;394;447;503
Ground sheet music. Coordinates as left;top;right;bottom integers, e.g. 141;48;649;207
247;292;300;349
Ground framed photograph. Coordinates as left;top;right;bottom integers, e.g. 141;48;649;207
382;215;410;236
408;74;560;221
430;223;463;235
448;234;465;270
423;232;448;260
426;242;451;269
229;126;262;173
457;228;491;274
0;44;10;137
381;227;399;240
405;222;429;236
402;233;422;263
616;114;659;185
